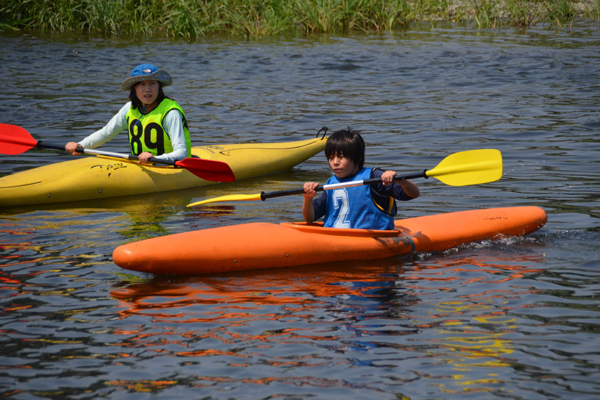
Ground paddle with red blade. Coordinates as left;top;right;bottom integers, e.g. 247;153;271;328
0;124;235;182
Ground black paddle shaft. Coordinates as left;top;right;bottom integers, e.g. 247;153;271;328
35;141;70;152
260;170;428;201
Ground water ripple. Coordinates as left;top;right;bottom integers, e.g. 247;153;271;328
1;22;600;399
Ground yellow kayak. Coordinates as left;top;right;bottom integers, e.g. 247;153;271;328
0;137;326;207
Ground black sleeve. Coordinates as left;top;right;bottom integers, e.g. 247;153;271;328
312;192;327;221
371;168;413;201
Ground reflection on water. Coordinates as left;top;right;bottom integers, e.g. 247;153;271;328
402;253;548;395
102;248;557;397
2;21;600;399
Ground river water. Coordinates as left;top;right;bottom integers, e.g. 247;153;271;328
1;21;600;399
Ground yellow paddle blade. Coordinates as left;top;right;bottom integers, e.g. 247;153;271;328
187;193;263;207
426;149;502;186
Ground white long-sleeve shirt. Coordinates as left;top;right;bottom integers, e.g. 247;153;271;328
78;102;188;162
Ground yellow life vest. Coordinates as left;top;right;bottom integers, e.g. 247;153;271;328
126;98;192;157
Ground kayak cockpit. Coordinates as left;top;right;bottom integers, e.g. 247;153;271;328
281;222;402;237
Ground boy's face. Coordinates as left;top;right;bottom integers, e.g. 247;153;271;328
328;153;360;179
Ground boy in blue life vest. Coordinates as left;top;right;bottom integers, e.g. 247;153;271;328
303;128;420;230
65;64;191;164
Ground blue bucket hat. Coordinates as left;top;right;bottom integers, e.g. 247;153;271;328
120;64;172;92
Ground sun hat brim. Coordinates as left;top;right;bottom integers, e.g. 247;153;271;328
120;70;172;92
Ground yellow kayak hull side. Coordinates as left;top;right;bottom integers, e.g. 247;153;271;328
0;137;326;207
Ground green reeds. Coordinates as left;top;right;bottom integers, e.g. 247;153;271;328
1;0;598;38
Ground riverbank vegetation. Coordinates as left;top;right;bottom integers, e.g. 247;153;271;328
1;0;598;38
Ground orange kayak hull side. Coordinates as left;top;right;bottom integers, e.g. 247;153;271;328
112;206;548;275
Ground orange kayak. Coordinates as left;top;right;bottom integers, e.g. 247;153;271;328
113;206;547;275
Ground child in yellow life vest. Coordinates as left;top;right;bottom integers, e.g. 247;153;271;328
66;64;191;164
303;128;420;230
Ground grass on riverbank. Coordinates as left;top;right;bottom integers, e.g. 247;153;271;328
1;0;598;38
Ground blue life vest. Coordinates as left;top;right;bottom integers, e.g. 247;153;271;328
324;168;395;230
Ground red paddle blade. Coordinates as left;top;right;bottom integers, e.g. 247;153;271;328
0;124;39;155
175;158;236;182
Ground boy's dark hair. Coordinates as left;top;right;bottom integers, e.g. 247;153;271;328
128;83;168;110
325;127;365;169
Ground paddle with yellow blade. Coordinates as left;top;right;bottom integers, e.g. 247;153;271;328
0;123;235;182
187;149;502;207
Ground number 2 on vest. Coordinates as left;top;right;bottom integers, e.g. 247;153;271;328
333;189;351;229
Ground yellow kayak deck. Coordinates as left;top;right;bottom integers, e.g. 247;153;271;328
0;137;326;207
